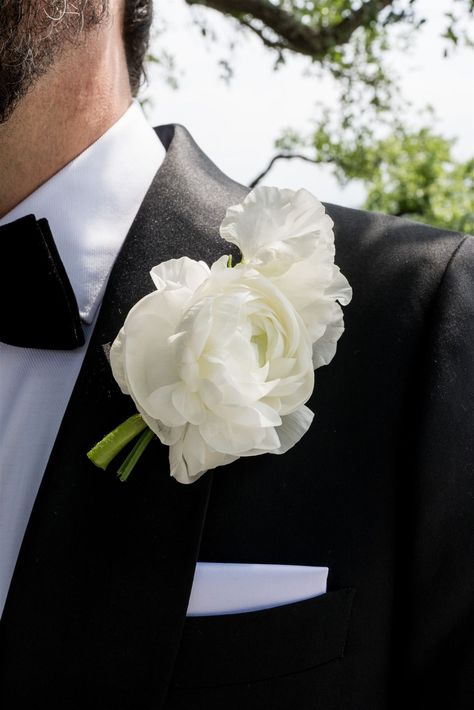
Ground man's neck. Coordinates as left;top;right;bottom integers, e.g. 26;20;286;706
0;30;131;219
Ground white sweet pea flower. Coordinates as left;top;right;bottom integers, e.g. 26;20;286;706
220;185;352;368
110;186;351;484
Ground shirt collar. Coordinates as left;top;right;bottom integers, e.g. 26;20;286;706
0;100;166;324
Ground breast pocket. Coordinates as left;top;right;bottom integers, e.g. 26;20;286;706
171;587;355;688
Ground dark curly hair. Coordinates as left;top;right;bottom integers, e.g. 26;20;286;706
123;0;154;96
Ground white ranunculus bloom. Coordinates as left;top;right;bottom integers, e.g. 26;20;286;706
110;186;352;484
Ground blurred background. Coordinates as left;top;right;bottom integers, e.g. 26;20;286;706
141;0;474;232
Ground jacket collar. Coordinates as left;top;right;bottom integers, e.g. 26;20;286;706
0;123;248;708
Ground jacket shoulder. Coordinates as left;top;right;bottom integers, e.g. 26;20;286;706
321;201;470;316
325;201;468;265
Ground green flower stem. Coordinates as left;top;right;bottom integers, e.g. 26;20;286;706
87;414;147;470
117;428;155;482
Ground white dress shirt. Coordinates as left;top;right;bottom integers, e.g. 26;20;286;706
0;101;165;618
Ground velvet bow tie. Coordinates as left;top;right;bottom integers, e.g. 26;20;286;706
0;214;85;350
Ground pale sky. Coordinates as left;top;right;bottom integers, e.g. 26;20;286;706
145;0;474;208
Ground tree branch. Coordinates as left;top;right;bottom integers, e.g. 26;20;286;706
249;152;329;188
237;16;287;57
186;0;394;58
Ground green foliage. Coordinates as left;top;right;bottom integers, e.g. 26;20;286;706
277;118;474;233
147;1;474;232
361;129;474;233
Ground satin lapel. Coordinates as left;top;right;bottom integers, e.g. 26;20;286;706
0;124;248;709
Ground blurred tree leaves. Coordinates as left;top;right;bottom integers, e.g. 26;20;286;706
147;0;473;231
272;116;474;232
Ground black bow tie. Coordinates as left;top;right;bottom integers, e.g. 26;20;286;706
0;214;85;349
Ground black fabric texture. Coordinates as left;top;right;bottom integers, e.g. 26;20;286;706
171;588;356;687
0;214;84;349
0;123;473;709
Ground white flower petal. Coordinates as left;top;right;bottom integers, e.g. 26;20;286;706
210;254;232;273
210;401;282;428
140;410;185;446
312;311;346;369
126;333;178;397
110;328;129;394
238;425;282;456
172;383;206;425
199;414;281;456
325;265;353;307
220;186;334;276
179;297;213;358
170;425;238;484
267;357;296;380
146;383;186;427
150;256;210;291
169;431;196;484
274;405;314;455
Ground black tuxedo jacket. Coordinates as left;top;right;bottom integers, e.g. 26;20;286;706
1;123;473;709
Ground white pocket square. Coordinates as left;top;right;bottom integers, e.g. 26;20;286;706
186;563;329;617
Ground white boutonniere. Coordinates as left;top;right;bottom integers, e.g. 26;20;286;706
87;186;352;483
